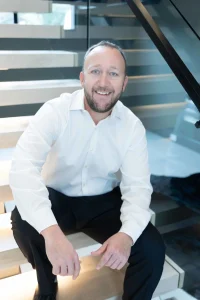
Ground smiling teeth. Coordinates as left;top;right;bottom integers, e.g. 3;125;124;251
96;91;110;95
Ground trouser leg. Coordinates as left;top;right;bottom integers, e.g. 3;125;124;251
81;187;166;300
11;187;77;295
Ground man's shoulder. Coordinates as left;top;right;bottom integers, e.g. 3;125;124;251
117;100;139;123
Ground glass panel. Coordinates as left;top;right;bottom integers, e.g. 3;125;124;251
144;0;200;87
18;3;75;27
0;13;13;24
85;1;199;299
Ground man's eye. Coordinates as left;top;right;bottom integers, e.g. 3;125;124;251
110;72;118;77
91;69;100;74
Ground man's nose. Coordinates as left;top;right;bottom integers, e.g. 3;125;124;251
98;73;109;87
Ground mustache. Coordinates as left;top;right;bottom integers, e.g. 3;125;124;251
92;87;114;93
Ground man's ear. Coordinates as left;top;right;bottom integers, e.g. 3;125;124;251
122;75;128;92
79;71;84;87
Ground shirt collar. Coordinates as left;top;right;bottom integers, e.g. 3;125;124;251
70;88;121;120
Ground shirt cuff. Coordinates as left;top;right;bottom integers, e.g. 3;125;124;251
119;221;148;245
32;207;58;234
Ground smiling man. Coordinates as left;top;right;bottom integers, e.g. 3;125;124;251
10;41;165;300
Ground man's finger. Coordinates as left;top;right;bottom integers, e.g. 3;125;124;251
110;259;121;270
52;264;61;275
91;243;107;256
97;251;112;270
67;260;74;276
60;264;69;276
105;254;116;267
73;256;81;280
117;261;125;270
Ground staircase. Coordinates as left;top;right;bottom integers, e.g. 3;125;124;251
0;1;198;299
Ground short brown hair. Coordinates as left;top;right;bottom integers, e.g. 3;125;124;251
83;40;127;74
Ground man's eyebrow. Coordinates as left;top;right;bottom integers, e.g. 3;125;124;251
88;64;119;70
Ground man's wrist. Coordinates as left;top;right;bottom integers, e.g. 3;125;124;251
41;224;63;241
118;232;133;246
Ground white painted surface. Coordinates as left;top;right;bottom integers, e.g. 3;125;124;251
153;261;179;297
160;288;197;299
0;51;78;69
0;79;81;106
0;0;52;13
0;24;63;39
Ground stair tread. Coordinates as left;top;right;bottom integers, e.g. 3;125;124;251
0;116;31;133
0;218;100;263
0;0;52;13
0;79;81;90
0;50;78;69
0;255;178;300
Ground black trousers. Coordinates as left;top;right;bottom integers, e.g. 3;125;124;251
11;186;166;300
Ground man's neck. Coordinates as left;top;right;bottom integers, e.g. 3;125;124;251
84;98;112;125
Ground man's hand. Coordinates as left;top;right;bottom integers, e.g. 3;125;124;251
91;232;133;271
41;225;80;280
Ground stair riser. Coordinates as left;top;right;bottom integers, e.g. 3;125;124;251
0;38;156;51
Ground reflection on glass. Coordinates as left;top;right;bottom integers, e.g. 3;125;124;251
143;0;200;85
0;13;13;24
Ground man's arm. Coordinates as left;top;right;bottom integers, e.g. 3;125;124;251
119;119;153;244
9;101;59;233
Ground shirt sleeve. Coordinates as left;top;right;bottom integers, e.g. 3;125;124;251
9;101;60;233
119;119;153;244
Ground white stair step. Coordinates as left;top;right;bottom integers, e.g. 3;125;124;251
0;116;31;149
0;212;100;278
0;147;13;201
0;24;64;39
161;288;196;299
0;0;52;13
63;25;173;40
0;256;124;300
0;75;183;107
0;79;81;107
0;202;5;214
0;254;181;299
0;211;99;253
0;51;78;69
132;102;186;131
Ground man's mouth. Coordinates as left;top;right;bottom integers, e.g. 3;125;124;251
95;90;112;96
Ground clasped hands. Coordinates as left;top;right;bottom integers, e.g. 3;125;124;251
44;228;133;281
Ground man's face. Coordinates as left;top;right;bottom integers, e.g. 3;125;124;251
80;46;128;114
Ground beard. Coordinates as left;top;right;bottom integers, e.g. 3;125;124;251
84;86;124;113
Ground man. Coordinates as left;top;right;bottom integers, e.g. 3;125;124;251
10;41;165;300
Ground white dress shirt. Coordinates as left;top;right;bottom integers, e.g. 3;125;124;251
9;89;153;243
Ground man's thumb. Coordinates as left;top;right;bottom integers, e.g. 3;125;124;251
91;243;107;256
